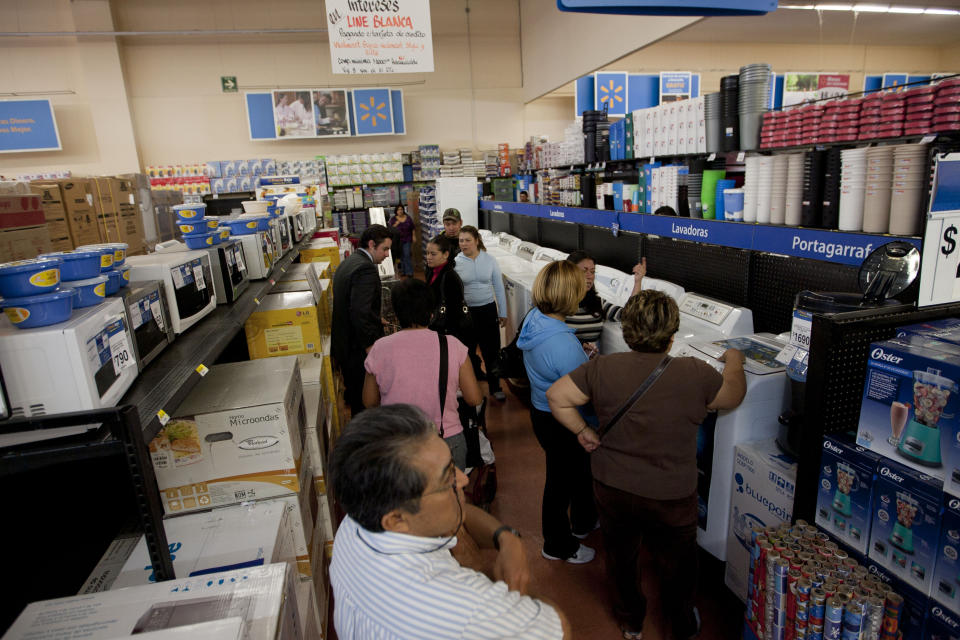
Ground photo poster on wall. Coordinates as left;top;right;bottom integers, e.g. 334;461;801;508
576;72;700;118
0;99;61;154
325;0;434;75
659;72;693;102
781;72;850;107
245;88;405;140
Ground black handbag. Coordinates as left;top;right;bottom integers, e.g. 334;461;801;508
495;309;533;380
433;270;472;335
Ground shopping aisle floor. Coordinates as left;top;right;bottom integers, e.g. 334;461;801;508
482;386;745;640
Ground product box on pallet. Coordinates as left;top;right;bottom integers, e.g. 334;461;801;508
299;238;339;268
815;435;881;557
0;194;51;260
933;495;960;614
861;558;930;640
724;439;797;603
29;181;70;241
856;337;960;483
4;564;300;640
112;501;294;589
245;291;322;359
58;179;101;246
869;456;944;596
149;356;305;516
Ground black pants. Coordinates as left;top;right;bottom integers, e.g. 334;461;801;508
593;480;699;638
466;302;502;393
340;349;367;416
530;407;597;558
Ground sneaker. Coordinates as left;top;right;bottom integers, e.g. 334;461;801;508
572;520;601;540
492;391;506;401
541;544;596;564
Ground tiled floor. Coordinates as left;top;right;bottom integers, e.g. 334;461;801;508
481;383;745;640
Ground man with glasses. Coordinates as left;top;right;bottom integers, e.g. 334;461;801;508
329;404;569;639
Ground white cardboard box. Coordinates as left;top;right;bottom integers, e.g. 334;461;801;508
149;357;305;515
4;564;300;640
295;581;323;640
126;617;245;639
724;438;798;603
113;502;294;590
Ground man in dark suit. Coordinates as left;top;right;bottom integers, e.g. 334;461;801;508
332;224;393;415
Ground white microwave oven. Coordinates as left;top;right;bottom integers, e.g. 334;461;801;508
233;233;273;280
122;280;175;371
276;215;291;254
203;239;249;304
126;250;217;334
286;212;304;243
0;298;139;418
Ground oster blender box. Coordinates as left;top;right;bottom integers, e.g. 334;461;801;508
928;600;960;640
861;558;931;640
816;435;881;556
933;496;960;614
869;457;944;596
897;318;960;344
856;337;960;482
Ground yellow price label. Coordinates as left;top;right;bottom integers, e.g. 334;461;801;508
157;409;170;426
195;364;209;377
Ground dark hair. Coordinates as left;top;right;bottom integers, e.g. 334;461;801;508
428;233;455;258
394;204;406;215
654;205;677;217
566;250;595;266
566;250;601;315
621;289;680;353
360;224;392;251
390;278;435;328
458;225;486;251
329;404;435;532
519;190;528;196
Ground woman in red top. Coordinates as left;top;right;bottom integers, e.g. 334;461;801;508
388;204;415;277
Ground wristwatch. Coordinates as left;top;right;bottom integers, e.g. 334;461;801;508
493;525;521;550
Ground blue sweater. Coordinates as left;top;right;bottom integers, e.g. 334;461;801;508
455;251;507;314
517;308;588;411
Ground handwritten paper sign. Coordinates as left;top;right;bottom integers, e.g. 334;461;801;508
325;0;434;74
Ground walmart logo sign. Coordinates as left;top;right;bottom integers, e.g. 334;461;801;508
353;88;394;135
595;72;627;116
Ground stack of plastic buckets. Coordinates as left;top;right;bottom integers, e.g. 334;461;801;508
174;203;220;249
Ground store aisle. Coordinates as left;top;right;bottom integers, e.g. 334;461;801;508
482;387;744;640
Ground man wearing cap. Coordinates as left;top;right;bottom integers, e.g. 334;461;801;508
442;208;463;259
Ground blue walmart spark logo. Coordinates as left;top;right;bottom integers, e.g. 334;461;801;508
595;72;627;115
353;88;394;135
599;79;623;107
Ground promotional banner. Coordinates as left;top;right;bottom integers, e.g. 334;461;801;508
659;72;693;102
782;73;849;107
0;100;61;153
245;89;403;140
325;0;434;75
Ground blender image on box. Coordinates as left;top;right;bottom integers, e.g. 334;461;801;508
895;370;957;467
891;490;919;556
833;461;856;519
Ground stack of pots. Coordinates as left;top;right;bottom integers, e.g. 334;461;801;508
720;75;740;152
738;63;772;151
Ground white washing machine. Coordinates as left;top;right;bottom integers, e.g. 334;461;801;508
675;333;791;562
499;242;540;341
488;233;522;261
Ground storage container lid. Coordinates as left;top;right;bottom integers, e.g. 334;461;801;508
0;288;75;306
38;250;101;261
61;275;109;287
0;256;63;275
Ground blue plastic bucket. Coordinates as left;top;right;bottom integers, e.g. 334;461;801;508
184;232;217;249
178;219;211;236
62;275;108;308
173;203;206;221
39;250;101;281
0;257;63;297
1;288;74;328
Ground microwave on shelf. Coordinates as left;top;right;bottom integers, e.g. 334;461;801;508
299;207;317;236
122;280;175;370
203;239;249;304
126;250;217;334
233;232;273;280
286;212;304;243
0;298;139;419
276;215;292;254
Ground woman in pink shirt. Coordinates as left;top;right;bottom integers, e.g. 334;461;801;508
362;279;483;468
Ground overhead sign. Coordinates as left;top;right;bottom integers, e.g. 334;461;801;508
782;73;849;108
660;72;693;102
245;88;405;140
221;76;238;93
352;88;395;136
556;0;776;15
595;72;628;116
325;0;434;75
0;100;61;154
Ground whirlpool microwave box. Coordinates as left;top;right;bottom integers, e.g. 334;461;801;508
2;563;301;640
815;435;881;557
724;438;797;603
149;356;306;516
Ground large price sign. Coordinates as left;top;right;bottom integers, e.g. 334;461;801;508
918;154;960;308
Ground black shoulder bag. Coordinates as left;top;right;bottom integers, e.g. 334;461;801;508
437;331;448;438
495;308;533;380
434;270;472;335
596;356;673;439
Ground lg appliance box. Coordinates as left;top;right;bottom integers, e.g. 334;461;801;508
149;357;305;516
861;558;931;640
112;502;294;590
245;292;322;360
2;564;300;640
868;457;944;596
815;435;881;557
724;438;797;603
856;337;960;483
933;495;960;614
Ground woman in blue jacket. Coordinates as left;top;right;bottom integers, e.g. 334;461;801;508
517;259;597;564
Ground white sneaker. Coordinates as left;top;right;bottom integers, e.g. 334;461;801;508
493;391;506;401
572;521;600;540
541;544;596;564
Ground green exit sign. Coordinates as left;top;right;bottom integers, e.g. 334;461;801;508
221;76;238;93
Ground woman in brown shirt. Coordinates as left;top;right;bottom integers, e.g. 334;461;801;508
547;289;746;640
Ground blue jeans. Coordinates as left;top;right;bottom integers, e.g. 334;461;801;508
399;241;413;276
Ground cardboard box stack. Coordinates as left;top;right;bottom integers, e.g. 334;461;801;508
0;194;51;261
29;181;72;251
299;238;340;270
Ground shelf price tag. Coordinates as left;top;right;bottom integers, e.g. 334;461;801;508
157;409;170;426
150;300;165;332
707;153;716;162
196;364;209;377
109;328;135;376
193;265;206;291
736;151;746;163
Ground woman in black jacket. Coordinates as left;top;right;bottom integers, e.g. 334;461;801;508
426;234;470;347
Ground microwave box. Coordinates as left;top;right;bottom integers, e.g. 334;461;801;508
856;337;960;484
933;495;960;614
299;239;339;269
4;564;300;640
204;240;250;305
0;298;139;419
234;232;274;281
91;177;118;216
29;181;71;243
113;501;294;590
122;280;175;371
126;250;217;334
815;435;881;557
245;291;321;360
149;356;305;516
861;558;931;640
122;618;245;640
868;456;944;596
724;438;797;603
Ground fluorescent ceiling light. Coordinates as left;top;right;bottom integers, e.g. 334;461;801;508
888;6;926;12
853;4;891;11
924;7;960;13
815;3;854;9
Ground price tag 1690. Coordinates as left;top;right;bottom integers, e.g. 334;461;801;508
109;328;135;375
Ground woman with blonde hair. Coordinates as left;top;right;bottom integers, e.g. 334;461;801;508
516;260;597;564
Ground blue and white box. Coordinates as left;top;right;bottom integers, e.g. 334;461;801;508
869;457;945;596
934;495;960;614
856;337;960;482
897;318;960;344
928;600;960;640
816;435;881;557
862;558;930;640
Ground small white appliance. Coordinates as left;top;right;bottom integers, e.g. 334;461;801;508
203;240;249;305
675;332;791;561
233;233;273;280
122;280;175;371
286;212;304;243
301;207;317;235
126;250;217;334
0;298;139;419
269;218;287;258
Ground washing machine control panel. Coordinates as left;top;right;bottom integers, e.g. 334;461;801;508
680;294;734;325
516;242;538;262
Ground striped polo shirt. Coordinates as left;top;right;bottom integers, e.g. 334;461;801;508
330;516;563;639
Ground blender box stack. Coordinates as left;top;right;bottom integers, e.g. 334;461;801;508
931;495;960;614
868;457;943;597
816;436;881;557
